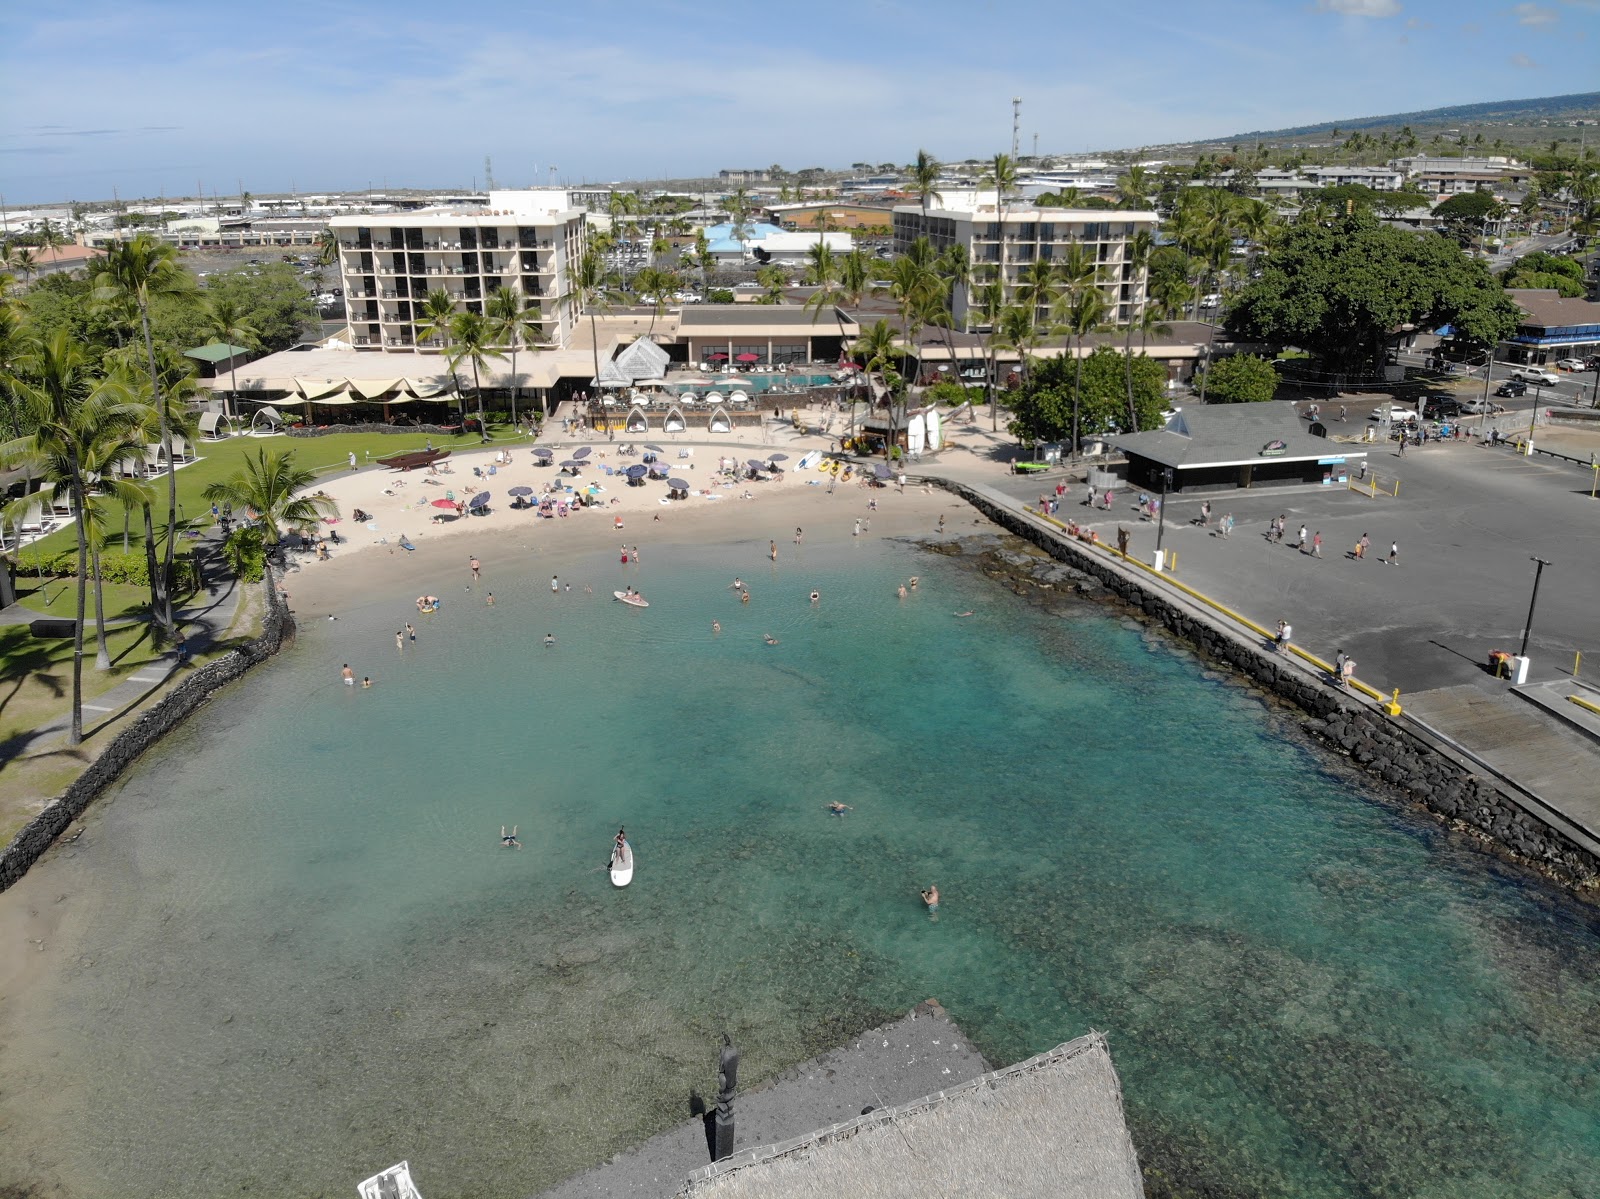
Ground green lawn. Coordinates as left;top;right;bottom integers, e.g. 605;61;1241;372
11;578;158;622
23;426;498;555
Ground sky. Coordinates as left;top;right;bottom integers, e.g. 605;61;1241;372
0;0;1596;206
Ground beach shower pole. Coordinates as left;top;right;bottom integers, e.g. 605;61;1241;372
713;1033;740;1161
1519;556;1551;660
1155;467;1173;557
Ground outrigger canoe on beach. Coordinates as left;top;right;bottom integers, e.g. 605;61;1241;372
377;448;451;472
613;590;649;608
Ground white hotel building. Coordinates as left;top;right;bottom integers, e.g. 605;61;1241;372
328;190;585;351
892;192;1160;329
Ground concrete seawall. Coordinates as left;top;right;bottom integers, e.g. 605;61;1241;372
0;568;296;894
933;477;1600;894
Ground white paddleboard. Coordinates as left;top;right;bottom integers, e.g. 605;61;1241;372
613;590;650;608
610;843;634;887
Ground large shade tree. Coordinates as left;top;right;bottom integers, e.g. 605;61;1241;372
1008;347;1166;445
1226;210;1522;373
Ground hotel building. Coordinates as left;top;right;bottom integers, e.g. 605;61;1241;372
892;192;1160;329
328;190;585;351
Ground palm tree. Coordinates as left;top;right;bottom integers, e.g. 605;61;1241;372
485;286;543;424
413;288;456;351
852;319;904;458
971;276;1008;429
692;229;714;291
981;152;1019;310
82;471;151;671
874;254;939;384
630;265;679;336
315;230;340;267
802;241;856;353
1;331;149;744
203;447;337;550
563;246;624;400
911;149;943;222
1059;288;1109;456
754;264;788;304
199;296;260;418
93;232;196;637
1121;229;1155;432
989;304;1033;426
1116;166;1153;210
7;246;37;285
1013;259;1061;347
445;311;505;440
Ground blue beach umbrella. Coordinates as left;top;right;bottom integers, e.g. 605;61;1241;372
469;491;491;509
667;478;691;490
874;463;892;479
508;486;533;497
572;447;592;459
625;464;649;479
532;447;553;459
767;452;789;462
644;444;665;453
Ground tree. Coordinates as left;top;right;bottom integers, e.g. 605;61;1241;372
1432;191;1505;247
203;447;337;549
199;295;260;418
981;152;1019;307
1226;210;1522;372
1008;347;1166;444
802;241;855;352
1199;354;1279;404
630;265;679;334
1058;287;1109;454
1;331;150;743
1501;251;1585;298
1122;229;1156;432
413;288;456;350
445;311;505;439
754;264;788;304
852;319;904;458
564;246;625;397
1116;166;1153;210
315;230;340;266
183;263;314;352
6;246;37;285
486;286;543;422
93;233;196;637
911;149;943;221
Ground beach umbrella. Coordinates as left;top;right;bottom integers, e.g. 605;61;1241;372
431;498;457;509
625;464;649;478
532;447;553;458
708;352;728;361
644;444;665;453
572;447;592;459
508;486;533;497
735;353;759;363
874;463;892;479
469;491;491;508
746;459;767;469
560;460;584;469
767;453;789;461
668;478;691;490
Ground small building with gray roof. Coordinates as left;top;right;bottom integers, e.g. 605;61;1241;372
1110;401;1366;493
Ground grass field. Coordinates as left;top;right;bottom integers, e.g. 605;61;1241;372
23;426;497;556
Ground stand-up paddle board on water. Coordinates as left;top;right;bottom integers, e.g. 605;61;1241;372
613;591;649;608
610;841;634;887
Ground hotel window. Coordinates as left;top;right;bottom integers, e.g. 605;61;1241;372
770;343;807;364
732;343;768;362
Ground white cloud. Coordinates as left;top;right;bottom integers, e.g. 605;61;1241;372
1511;3;1559;25
1508;51;1542;66
1314;0;1402;16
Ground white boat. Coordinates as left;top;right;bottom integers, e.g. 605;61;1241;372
613;590;649;608
357;1161;423;1199
610;841;634;887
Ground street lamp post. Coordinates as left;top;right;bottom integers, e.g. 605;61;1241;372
1155;466;1174;560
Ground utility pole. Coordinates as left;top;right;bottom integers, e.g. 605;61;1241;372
1032;132;1038;160
485;156;495;191
1011;98;1022;162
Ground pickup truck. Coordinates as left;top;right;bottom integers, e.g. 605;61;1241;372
1510;367;1561;386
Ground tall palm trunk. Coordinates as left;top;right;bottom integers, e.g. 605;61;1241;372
472;362;487;442
69;469;89;745
508;341;519;430
91;535;111;671
141;501;160;618
1123;322;1139;434
138;306;174;635
1071;338;1085;458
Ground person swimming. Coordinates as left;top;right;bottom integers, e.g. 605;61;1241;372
954;611;974;618
827;801;852;817
921;884;939;912
809;590;820;603
711;620;722;634
501;825;521;849
763;633;779;645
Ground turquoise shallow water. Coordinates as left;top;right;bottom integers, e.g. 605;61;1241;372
2;533;1598;1199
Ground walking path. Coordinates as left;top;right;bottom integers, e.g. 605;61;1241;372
1;534;245;756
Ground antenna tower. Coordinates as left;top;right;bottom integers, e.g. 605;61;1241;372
485;156;495;191
1011;97;1022;160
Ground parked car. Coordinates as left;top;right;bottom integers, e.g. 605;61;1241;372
1510;366;1561;386
1368;404;1416;423
1422;398;1461;419
1199;293;1222;308
1495;380;1527;398
1586;355;1600;370
1555;358;1586;371
1460;397;1507;414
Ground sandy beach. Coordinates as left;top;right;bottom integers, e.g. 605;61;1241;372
286;422;989;616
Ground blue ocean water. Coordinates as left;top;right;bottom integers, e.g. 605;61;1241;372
2;533;1596;1199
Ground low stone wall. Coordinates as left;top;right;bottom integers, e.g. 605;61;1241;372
0;568;296;894
934;478;1600;893
286;421;466;437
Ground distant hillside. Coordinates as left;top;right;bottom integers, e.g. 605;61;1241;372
1145;92;1600;158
